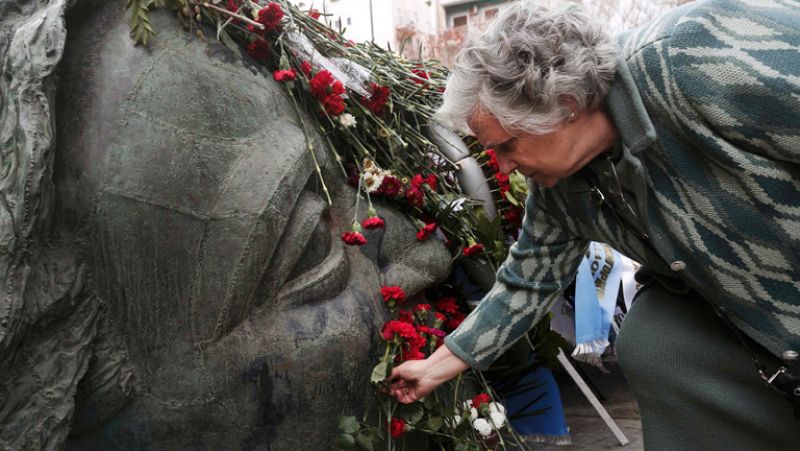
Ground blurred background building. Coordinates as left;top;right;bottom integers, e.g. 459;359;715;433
290;0;693;65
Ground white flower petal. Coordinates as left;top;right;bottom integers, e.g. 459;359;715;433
489;411;506;429
472;418;493;437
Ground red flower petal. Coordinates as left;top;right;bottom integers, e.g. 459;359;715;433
361;216;385;230
341;231;367;246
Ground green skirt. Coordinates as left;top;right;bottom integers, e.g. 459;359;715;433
616;280;800;451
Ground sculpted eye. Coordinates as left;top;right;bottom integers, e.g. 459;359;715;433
257;190;349;309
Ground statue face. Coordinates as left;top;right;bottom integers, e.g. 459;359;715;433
56;3;450;449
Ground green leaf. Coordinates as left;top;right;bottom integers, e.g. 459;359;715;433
503;190;520;206
338;416;359;434
395;402;424;425
334;433;356;450
355;433;374;451
370;361;388;384
426;416;443;432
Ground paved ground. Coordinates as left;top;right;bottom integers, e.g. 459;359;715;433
528;357;644;451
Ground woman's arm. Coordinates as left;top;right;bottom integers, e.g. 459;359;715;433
387;344;470;404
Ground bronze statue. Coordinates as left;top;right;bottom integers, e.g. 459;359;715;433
0;0;451;448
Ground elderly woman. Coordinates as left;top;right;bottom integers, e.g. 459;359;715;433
388;0;800;448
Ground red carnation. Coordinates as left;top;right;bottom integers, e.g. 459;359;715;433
405;187;424;207
495;172;510;194
428;327;446;338
435;297;460;315
255;2;284;34
401;347;426;361
273;69;297;82
377;175;402;197
362;83;391;115
411;68;430;85
433;311;446;328
416;223;437;241
361;216;385;230
486;148;500;173
410;174;425;189
308;8;321;19
341;231;367;246
414;303;431;313
245;40;271;62
471;393;491;409
398;309;414;324
445;312;466;331
381;285;407;309
463;243;484;257
425;174;438;191
300;60;313;76
390;418;407;438
503;206;524;226
381;320;418;341
323;93;346;115
309;70;334;99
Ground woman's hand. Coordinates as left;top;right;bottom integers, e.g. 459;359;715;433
386;344;470;404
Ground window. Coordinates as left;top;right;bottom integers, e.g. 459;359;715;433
484;8;498;20
452;15;467;28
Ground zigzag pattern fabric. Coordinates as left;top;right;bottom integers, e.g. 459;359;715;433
446;0;800;370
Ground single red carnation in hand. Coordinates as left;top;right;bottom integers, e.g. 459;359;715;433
300;60;313;76
401;347;426;361
435;297;460;315
415;223;437;241
361;216;385;230
471;393;491;409
390;418;407;438
245;40;270;62
341;231;367;246
381;285;407;307
463;243;484;257
273;69;297;82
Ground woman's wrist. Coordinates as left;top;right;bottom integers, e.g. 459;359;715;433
425;344;470;385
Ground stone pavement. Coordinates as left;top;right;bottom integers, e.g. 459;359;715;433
529;357;644;451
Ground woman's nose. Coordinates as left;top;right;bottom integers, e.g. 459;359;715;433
497;155;517;175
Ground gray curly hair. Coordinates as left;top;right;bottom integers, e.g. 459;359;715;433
437;0;619;135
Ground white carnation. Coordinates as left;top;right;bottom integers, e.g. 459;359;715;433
362;169;385;193
488;402;507;428
472;418;493;437
338;113;357;128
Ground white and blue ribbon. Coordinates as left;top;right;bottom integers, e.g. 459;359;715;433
572;242;624;369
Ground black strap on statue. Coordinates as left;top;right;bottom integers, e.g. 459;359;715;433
635;268;800;418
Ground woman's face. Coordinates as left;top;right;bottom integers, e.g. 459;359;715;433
468;107;604;188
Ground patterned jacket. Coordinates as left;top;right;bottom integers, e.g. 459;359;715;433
446;0;800;370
